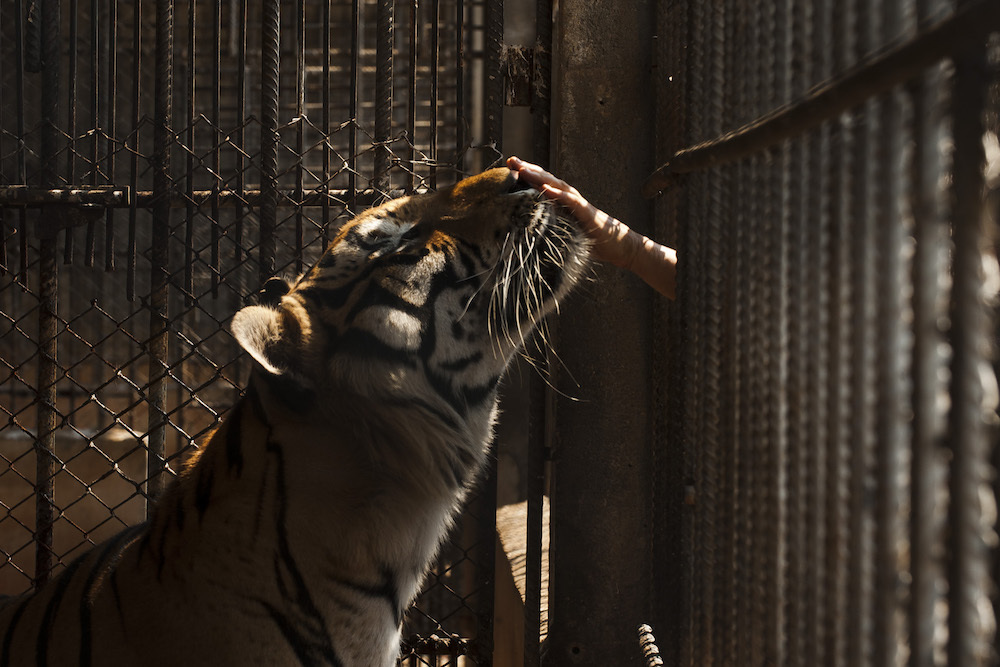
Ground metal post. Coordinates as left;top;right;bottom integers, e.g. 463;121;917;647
259;0;280;285
375;0;394;194
34;0;62;589
946;51;991;667
147;0;174;503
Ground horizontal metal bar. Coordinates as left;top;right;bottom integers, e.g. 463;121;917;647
0;186;132;206
0;188;429;209
641;0;1000;198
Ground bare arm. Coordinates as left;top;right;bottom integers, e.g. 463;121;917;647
507;156;677;299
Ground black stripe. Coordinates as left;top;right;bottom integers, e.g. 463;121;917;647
0;595;32;666
259;600;344;667
346;283;424;322
332;329;417;369
225;399;245;476
328;567;403;627
265;438;342;664
438;351;483;373
79;524;145;667
37;555;88;667
195;463;215;520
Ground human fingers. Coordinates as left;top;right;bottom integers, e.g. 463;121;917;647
507;157;577;195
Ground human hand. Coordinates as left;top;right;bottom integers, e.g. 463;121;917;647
506;156;638;269
506;156;677;299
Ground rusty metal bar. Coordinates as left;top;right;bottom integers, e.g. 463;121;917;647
484;0;502;155
428;0;440;186
348;0;359;215
321;0;330;236
211;0;221;297
375;0;394;193
104;0;118;271
234;0;247;262
126;0;141;301
531;0;552;168
147;0;174;504
259;0;280;285
406;0;417;193
33;0;63;589
455;0;465;168
294;0;305;273
184;0;196;307
872;71;911;667
64;0;78;266
908;62;950;667
946;51;991;667
473;458;497;666
641;0;1000;197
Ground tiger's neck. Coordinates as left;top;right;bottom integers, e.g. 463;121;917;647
146;372;494;611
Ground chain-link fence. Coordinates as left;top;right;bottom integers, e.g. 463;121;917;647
0;0;515;663
650;1;1000;665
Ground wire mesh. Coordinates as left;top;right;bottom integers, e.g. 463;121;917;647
0;0;506;662
655;1;1000;665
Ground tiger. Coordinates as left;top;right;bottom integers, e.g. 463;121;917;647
0;166;589;666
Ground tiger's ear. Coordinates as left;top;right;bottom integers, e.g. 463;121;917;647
231;305;304;379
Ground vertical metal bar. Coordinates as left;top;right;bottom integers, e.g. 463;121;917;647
474;458;498;666
524;372;545;667
484;0;502;157
407;0;417;193
784;3;810;664
295;0;305;273
147;0;174;503
375;0;394;194
259;0;280;285
321;0;330;235
824;119;852;667
872;63;911;667
63;0;79;266
35;0;62;588
524;1;553;664
211;0;221;298
679;6;706;665
455;0;465;169
348;0;359;214
105;0;118;271
532;0;551;168
847;95;879;667
127;0;141;301
429;0;439;187
234;0;247;263
184;0;196;306
13;0;29;283
82;0;98;267
908;63;949;667
946;51;991;667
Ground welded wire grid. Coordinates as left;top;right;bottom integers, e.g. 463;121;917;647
0;0;505;663
656;0;1000;665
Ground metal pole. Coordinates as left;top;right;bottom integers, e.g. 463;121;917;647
34;0;62;589
259;0;280;285
147;0;174;504
375;0;394;194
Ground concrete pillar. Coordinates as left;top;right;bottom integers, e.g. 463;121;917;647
545;1;657;665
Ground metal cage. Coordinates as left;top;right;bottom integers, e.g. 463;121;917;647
0;0;526;663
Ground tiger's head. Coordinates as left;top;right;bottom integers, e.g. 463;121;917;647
231;167;589;432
